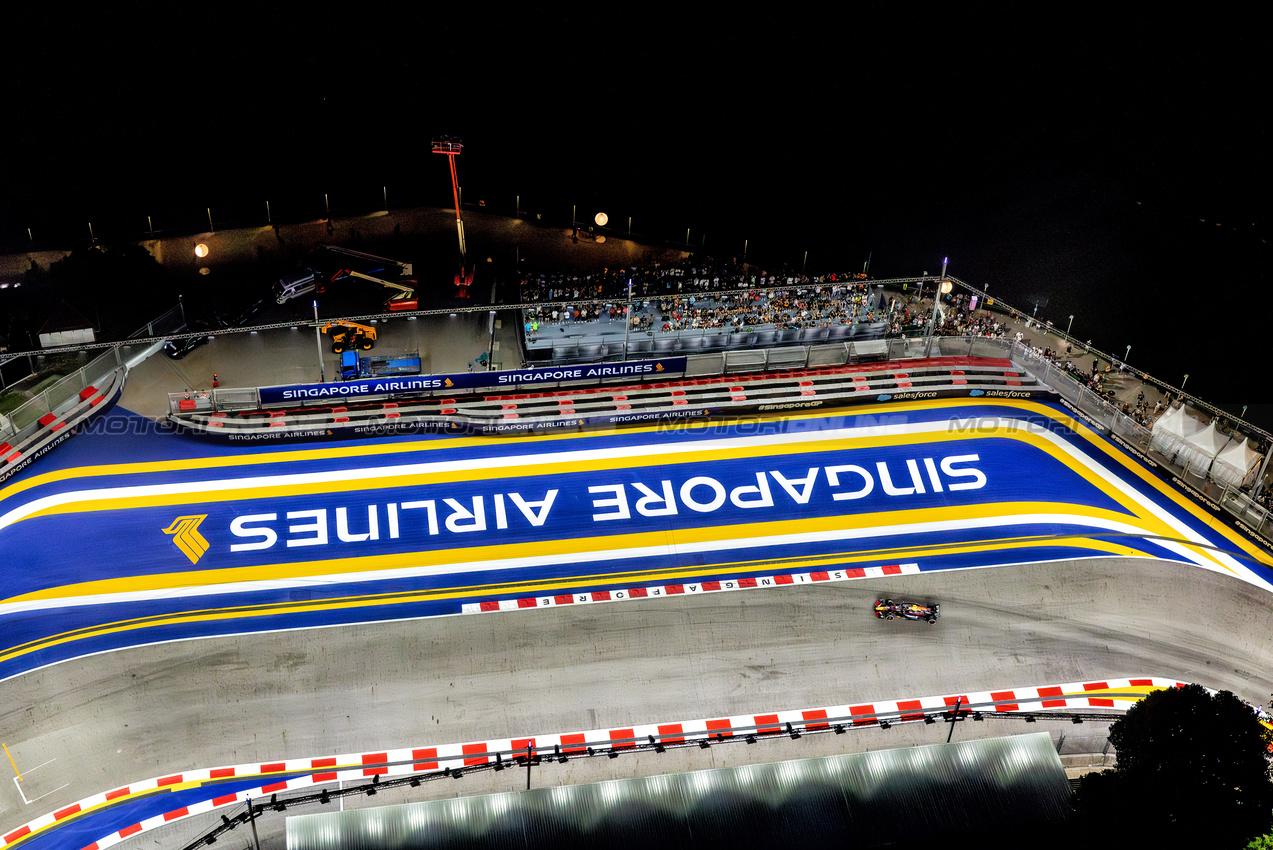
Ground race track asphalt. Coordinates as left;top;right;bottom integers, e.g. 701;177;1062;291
2;395;1271;848
3;397;1268;684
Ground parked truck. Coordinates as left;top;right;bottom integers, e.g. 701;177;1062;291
339;349;423;381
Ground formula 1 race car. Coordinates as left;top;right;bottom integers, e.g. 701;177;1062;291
874;598;940;624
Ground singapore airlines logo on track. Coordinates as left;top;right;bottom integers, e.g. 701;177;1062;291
163;515;210;564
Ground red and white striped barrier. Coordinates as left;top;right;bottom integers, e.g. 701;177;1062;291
3;676;1180;850
461;563;921;614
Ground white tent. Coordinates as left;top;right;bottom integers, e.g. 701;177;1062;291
1211;438;1264;489
1177;421;1231;477
1150;404;1201;458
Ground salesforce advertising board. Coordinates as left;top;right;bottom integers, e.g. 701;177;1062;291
257;358;689;405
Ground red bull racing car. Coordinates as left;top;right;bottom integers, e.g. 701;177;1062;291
874;598;940;624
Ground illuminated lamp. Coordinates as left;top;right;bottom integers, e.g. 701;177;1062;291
595;212;608;226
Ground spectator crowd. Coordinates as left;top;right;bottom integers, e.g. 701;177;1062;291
519;257;894;338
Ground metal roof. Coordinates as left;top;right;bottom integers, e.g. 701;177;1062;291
286;733;1072;849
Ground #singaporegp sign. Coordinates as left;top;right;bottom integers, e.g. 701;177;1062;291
257;358;687;405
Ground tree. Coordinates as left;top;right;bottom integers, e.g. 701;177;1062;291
1075;684;1273;846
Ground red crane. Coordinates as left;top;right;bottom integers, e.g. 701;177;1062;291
431;137;471;297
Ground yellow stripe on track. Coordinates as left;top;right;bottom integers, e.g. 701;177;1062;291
0;534;1141;665
0;398;1037;506
1063;685;1163;701
12;419;1165;547
4;502;1149;605
4;399;1266;574
14;422;1070;517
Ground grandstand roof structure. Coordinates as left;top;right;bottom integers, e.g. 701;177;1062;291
285;733;1073;850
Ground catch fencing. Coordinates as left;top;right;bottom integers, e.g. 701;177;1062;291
0;348;124;445
1012;343;1272;544
0;303;185;448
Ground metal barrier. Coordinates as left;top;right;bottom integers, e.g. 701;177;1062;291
525;314;889;367
808;343;851;368
0;353;34;394
125;303;186;340
684;355;724;378
1218;486;1273;540
1010;342;1272;545
166;390;216;415
209;386;263;411
766;347;811;370
0;302;185;446
920;276;1273;445
190;335;1003;415
723;350;767;373
0;347;123;445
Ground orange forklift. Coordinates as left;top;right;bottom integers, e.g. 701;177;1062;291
321;320;378;353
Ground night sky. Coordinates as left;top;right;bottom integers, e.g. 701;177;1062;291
1;6;1267;424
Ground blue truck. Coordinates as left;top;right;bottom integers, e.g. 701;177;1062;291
339;350;423;381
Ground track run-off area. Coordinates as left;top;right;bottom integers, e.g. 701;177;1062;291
2;396;1271;685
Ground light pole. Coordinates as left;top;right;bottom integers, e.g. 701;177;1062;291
246;796;262;850
1182;374;1190;391
1066;315;1074;337
1124;345;1131;364
1254;444;1273;501
623;278;634;358
313;300;326;383
946;696;963;743
487;310;497;371
924;279;952;357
